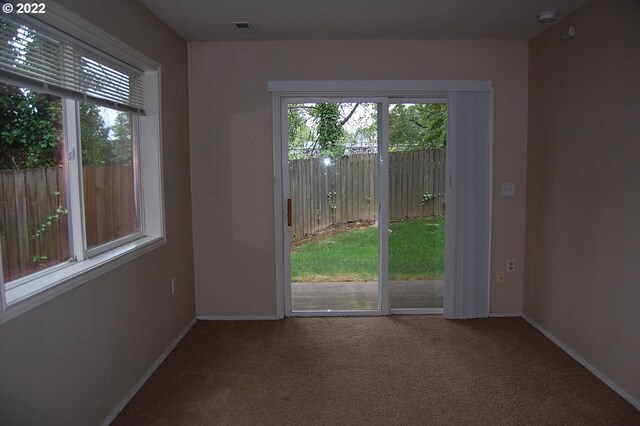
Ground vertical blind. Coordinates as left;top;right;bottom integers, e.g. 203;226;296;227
0;13;145;113
444;91;492;319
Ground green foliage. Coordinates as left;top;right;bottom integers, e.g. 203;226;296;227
79;103;110;166
80;105;133;166
389;103;447;151
0;22;132;169
421;193;435;205
287;106;314;160
31;191;68;269
0;86;131;170
32;202;68;240
312;103;345;159
0;21;65;169
288;103;363;160
31;254;48;266
342;103;377;148
109;112;133;165
0;83;63;169
291;217;445;282
327;191;337;211
292;102;447;158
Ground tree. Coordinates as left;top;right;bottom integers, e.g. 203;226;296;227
0;23;65;169
109;112;133;165
287;103;361;160
0;21;118;169
342;103;377;151
0;88;117;169
388;103;447;151
313;103;345;159
0;83;63;169
79;103;110;165
287;106;314;159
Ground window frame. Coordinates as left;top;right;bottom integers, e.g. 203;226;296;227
79;105;144;258
0;2;165;323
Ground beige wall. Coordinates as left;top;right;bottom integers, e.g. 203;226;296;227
188;40;528;317
525;0;640;404
0;0;195;424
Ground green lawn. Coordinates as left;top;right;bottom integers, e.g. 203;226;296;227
291;217;444;282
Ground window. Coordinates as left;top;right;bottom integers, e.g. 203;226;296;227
80;103;140;252
0;8;164;321
0;84;72;282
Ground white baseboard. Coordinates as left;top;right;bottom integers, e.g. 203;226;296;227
197;315;278;321
489;312;522;317
102;317;197;425
522;313;640;411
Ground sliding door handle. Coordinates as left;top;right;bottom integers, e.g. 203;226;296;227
287;198;292;227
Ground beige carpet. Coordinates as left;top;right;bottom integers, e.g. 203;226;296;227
113;317;640;425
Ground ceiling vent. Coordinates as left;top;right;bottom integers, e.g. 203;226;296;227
231;22;255;33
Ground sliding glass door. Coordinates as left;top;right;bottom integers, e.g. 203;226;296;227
388;101;446;312
288;101;380;312
284;98;446;315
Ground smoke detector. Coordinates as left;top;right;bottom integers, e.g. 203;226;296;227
231;22;255;33
537;11;558;24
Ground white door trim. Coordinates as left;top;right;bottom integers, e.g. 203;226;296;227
272;93;286;319
268;80;492;93
377;101;390;315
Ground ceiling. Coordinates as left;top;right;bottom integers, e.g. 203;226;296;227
138;0;591;42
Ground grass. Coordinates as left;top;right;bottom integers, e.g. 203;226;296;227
291;216;444;282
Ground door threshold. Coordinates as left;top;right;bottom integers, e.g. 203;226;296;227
288;310;384;317
390;308;443;315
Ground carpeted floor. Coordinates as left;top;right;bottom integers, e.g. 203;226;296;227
113;317;640;425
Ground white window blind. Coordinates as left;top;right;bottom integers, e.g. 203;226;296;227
0;13;145;113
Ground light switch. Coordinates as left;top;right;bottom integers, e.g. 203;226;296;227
501;183;515;197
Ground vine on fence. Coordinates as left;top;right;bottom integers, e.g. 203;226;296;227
31;190;68;267
421;193;435;205
327;191;337;211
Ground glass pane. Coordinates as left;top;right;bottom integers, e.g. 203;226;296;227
80;103;138;249
0;83;72;283
388;103;446;309
289;102;379;311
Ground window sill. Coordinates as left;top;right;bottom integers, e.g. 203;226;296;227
1;235;165;324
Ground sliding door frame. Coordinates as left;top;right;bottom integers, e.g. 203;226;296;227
279;96;388;317
387;97;447;316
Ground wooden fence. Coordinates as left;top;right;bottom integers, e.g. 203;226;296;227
289;149;445;241
0;166;135;282
83;165;137;248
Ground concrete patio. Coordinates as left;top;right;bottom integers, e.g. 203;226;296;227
291;280;443;311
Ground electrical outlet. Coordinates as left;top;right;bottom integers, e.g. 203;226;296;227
171;277;176;295
501;183;515;197
496;272;505;285
507;259;515;272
